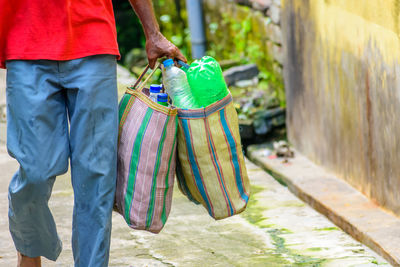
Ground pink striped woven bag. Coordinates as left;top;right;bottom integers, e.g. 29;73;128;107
114;64;178;233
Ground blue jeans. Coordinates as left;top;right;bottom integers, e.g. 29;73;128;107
6;55;118;266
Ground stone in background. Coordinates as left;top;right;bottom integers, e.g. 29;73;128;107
116;64;137;100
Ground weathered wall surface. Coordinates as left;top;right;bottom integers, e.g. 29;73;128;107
281;0;400;215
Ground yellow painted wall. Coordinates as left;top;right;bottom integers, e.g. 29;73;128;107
281;0;400;215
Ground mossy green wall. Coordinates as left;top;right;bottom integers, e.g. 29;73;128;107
282;0;400;215
202;0;285;103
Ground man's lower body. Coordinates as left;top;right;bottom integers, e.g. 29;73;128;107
6;55;119;266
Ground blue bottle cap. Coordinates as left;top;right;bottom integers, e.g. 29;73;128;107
150;84;161;93
157;93;168;102
163;59;174;68
177;60;190;69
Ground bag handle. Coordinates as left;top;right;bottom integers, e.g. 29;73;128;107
128;62;161;93
130;65;150;89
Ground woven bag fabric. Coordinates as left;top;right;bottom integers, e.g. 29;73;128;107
176;93;250;220
115;89;178;233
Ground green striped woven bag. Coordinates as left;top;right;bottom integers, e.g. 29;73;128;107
115;64;178;233
176;93;251;220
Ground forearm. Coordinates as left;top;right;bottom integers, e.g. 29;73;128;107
128;0;186;67
128;0;160;39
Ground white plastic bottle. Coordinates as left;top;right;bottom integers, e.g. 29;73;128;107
149;84;162;102
162;59;199;109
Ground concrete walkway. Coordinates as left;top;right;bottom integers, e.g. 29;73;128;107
0;69;6;122
248;143;400;266
0;135;389;266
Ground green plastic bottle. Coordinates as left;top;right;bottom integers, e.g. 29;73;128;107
186;56;229;107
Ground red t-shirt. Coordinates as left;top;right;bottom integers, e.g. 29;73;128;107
0;0;120;69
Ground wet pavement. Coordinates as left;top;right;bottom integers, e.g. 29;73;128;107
0;134;390;266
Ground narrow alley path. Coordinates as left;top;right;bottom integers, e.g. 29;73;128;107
0;136;389;266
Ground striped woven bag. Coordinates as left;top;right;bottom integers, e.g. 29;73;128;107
176;93;250;220
115;64;178;233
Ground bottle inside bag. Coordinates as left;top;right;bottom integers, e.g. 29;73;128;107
149;84;162;102
157;93;169;107
186;56;229;107
162;59;200;109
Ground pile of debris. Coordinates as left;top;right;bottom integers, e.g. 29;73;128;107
223;64;285;142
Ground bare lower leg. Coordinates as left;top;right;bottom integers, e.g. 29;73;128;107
17;252;41;267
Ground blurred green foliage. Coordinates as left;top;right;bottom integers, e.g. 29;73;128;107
112;0;146;62
153;0;192;59
112;0;191;63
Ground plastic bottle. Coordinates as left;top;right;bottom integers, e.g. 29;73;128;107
162;59;200;109
149;84;162;102
178;60;190;73
157;93;169;107
186;56;229;107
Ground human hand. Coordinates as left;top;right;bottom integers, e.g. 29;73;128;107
145;31;187;69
